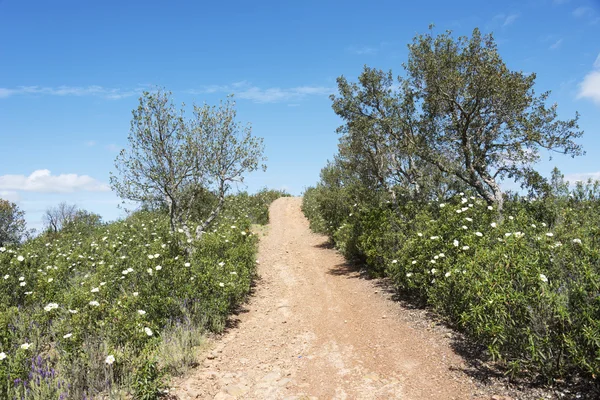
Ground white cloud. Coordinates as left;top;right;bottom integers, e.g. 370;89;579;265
0;85;144;100
0;191;20;203
573;6;593;18
549;38;563;50
565;171;600;182
503;13;520;26
0;170;110;193
190;82;334;104
577;53;600;105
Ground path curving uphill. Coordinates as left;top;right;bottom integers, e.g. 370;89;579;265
173;197;481;399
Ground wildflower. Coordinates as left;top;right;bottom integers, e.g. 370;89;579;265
218;262;225;267
0;352;6;360
465;218;473;222
153;254;159;258
144;327;153;336
531;224;537;228
391;259;398;264
445;272;451;277
468;204;473;208
462;246;470;250
48;278;53;283
147;268;153;275
542;222;547;227
439;203;446;208
406;272;413;277
219;282;225;287
430;259;436;264
430;268;437;274
0;247;5;252
453;240;459;247
137;310;146;315
508;216;514;220
44;303;59;312
100;282;106;286
91;287;100;293
147;254;154;259
456;209;462;214
487;206;493;210
133;292;139;296
461;198;468;204
89;301;100;307
19;282;26;287
417;233;423;237
155;265;162;271
63;333;73;339
17;255;24;262
411;260;417;265
184;262;191;267
462;225;468;230
573;238;582;244
68;309;78;314
3;275;8;280
241;231;247;236
546;232;554;237
475;232;483;237
20;343;31;350
438;253;445;258
434;255;439;260
490;222;497;228
122;270;129;275
430;236;440;240
230;271;237;275
540;274;548;283
105;355;115;365
505;232;512;237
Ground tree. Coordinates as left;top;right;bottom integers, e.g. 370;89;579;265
110;90;266;238
331;28;584;212
0;199;29;246
404;27;583;212
44;202;78;233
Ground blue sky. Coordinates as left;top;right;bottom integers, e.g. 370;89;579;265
1;0;599;232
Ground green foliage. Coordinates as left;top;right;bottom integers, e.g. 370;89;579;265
0;199;30;246
303;183;600;381
0;191;279;398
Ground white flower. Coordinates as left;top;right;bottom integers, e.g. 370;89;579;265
18;276;24;281
0;352;6;360
542;222;547;227
144;327;153;336
509;216;514;220
122;270;129;275
490;222;497;228
505;232;512;237
241;231;247;236
439;203;446;208
430;259;436;264
406;272;413;277
100;282;106;286
445;272;451;278
453;240;459;247
127;267;134;273
434;255;439;260
20;343;31;350
573;238;582;244
89;300;100;307
475;232;483;237
137;310;146;315
147;268;153;275
48;278;53;283
68;309;78;314
487;206;493;210
514;232;524;238
462;246;470;250
44;303;59;312
153;254;159;258
465;218;473;222
411;260;417;265
462;225;468;230
19;282;26;287
531;224;537;228
3;275;9;280
105;355;115;365
219;282;225;287
0;247;5;252
546;232;554;237
91;287;100;293
468;204;473;208
184;262;191;267
438;253;445;258
218;262;225;267
17;255;24;262
456;209;462;214
430;236;440;240
430;268;437;275
461;198;467;204
231;225;237;229
63;333;73;339
133;292;139;296
147;254;154;259
540;274;548;283
391;259;398;264
155;265;162;271
417;233;423;237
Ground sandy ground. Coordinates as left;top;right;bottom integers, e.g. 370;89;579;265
171;197;495;399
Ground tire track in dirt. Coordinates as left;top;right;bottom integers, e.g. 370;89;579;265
172;197;482;399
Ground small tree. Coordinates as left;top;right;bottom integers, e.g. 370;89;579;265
0;199;29;246
44;202;78;233
110;90;266;238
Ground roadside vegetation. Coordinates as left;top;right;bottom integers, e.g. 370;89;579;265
303;27;599;385
0;88;287;399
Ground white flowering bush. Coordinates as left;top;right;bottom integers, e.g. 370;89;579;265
0;192;281;399
303;188;600;381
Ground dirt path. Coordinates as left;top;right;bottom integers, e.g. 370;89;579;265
172;197;484;399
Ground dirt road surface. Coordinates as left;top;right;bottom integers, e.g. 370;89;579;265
172;197;484;399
